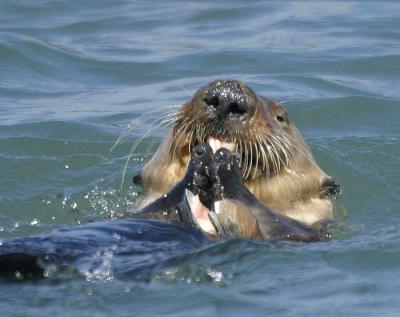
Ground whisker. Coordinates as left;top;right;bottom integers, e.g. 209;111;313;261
257;134;269;178
252;135;260;179
271;137;284;170
171;117;196;162
237;138;243;173
187;128;195;155
279;134;296;160
120;114;177;189
243;140;249;179
263;138;278;174
270;135;289;167
112;105;179;151
143;117;176;158
246;140;253;179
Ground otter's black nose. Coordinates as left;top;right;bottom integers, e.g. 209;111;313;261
203;80;249;119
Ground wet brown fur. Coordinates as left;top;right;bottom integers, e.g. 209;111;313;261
137;80;335;226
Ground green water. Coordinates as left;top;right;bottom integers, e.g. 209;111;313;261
1;1;400;316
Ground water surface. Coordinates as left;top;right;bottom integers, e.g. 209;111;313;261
1;1;400;316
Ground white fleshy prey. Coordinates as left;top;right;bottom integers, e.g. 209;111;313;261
207;136;235;153
185;190;216;235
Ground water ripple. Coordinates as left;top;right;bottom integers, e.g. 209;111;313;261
1;0;400;315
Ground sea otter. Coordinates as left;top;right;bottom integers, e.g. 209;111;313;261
135;80;340;226
0;144;326;280
134;143;325;241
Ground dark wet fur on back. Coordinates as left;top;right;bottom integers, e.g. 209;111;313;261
0;221;209;281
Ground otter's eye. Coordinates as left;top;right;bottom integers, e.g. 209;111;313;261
276;115;285;122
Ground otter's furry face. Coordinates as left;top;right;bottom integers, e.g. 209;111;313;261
135;79;340;226
170;79;312;180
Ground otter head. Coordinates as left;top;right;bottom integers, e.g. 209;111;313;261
136;80;340;226
174;80;297;177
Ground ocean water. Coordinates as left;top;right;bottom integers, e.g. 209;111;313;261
1;1;400;316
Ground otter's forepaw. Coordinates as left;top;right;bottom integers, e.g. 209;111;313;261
320;178;341;198
186;144;214;207
211;148;241;178
208;148;242;200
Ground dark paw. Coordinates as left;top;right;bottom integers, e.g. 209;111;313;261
208;148;242;200
186;144;213;205
187;145;242;203
210;148;241;180
191;143;213;162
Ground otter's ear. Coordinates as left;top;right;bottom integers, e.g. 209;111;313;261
133;172;143;186
320;178;340;198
